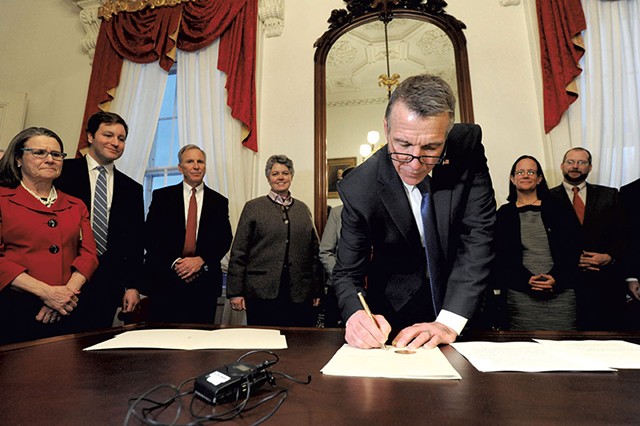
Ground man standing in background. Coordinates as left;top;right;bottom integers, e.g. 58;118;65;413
55;111;144;330
549;147;629;330
145;144;232;324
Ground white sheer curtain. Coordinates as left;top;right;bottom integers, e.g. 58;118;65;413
176;40;257;230
108;42;258;228
566;0;640;187
110;60;168;183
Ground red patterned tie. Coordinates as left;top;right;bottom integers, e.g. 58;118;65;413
182;188;197;256
572;186;585;224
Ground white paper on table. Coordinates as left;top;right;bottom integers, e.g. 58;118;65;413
451;341;616;373
534;339;640;369
83;328;287;351
320;344;461;379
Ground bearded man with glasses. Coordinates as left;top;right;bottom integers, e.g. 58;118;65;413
332;74;496;350
549;147;629;330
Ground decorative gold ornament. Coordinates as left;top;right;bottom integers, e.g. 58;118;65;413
99;0;195;21
378;73;401;97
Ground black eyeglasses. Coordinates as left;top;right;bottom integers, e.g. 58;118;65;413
21;148;67;161
389;152;444;165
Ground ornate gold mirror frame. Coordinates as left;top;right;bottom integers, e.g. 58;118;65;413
313;0;474;236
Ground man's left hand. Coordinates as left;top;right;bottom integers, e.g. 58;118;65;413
174;257;204;282
579;251;612;271
392;321;457;349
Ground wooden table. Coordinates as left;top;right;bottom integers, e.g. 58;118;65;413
1;326;639;425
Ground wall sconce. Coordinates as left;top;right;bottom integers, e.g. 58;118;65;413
360;130;380;159
367;130;380;144
359;143;372;157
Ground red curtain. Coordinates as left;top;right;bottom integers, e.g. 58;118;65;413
537;0;586;133
78;0;258;154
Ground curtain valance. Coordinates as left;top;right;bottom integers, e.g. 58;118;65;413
79;0;258;153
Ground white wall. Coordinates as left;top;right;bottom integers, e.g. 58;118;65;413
0;0;550;212
0;0;91;152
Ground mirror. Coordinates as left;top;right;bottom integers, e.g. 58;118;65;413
314;0;474;236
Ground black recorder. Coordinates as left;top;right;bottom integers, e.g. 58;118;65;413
194;361;269;405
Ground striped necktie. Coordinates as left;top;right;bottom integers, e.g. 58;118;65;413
93;166;109;256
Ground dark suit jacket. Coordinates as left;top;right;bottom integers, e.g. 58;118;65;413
549;182;629;329
618;179;640;279
549;183;628;261
55;157;144;312
332;124;496;327
145;182;232;322
493;199;579;294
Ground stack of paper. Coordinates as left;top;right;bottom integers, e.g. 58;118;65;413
451;339;640;372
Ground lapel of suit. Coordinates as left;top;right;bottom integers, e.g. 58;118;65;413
109;167;123;231
429;168;451;257
376;148;419;247
196;185;211;245
583;182;598;224
73;157;92;210
174;182;187;220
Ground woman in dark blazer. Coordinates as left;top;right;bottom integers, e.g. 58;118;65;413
227;155;322;327
493;155;579;330
0;128;98;344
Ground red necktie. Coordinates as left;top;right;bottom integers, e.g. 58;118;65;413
182;188;197;256
572;186;585;224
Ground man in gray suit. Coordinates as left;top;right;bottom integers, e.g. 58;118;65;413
333;75;496;349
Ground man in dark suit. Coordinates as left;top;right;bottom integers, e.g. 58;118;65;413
616;178;640;328
55;111;144;330
145;144;232;324
332;74;496;349
549;147;628;330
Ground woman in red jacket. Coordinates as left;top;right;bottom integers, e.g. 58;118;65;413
0;127;98;344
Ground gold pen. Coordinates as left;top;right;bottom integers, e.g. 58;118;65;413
357;292;387;350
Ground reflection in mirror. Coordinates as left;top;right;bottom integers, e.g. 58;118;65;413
325;18;458;209
314;1;474;236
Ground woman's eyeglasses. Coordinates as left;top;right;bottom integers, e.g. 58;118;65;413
514;169;538;176
21;148;67;161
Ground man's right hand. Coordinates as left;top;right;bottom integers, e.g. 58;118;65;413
345;310;391;349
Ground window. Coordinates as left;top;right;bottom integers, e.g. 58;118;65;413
143;66;183;211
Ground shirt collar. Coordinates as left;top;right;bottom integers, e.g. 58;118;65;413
86;154;115;174
562;180;587;192
401;174;432;196
268;190;293;206
183;181;204;195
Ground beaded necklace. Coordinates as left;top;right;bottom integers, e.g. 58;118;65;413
20;181;58;207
